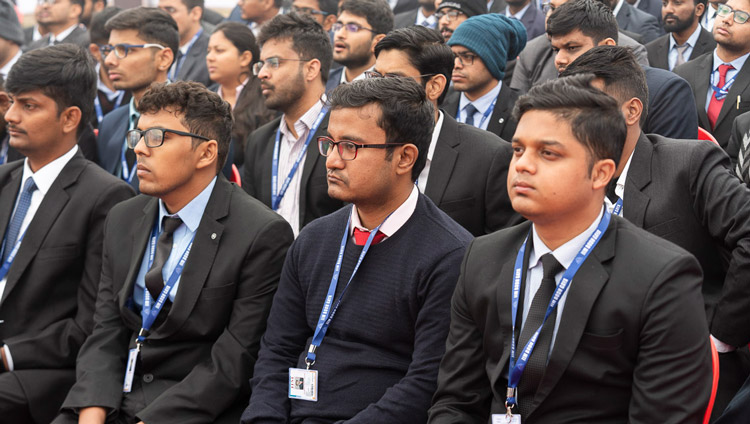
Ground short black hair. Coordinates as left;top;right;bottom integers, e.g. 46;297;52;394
339;0;394;35
374;26;454;104
6;44;96;137
318;0;339;15
329;78;434;181
257;13;332;83
105;7;179;65
547;0;618;45
89;6;122;45
560;45;649;127
513;73;626;170
137;81;232;174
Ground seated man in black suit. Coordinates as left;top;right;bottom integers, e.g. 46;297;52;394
158;0;212;87
372;26;521;235
55;81;294;424
25;0;90;50
646;0;715;70
243;77;473;424
96;7;177;192
442;13;526;141
0;44;133;424
605;0;663;42
563;45;750;419
428;74;712;424
394;0;437;29
244;13;344;236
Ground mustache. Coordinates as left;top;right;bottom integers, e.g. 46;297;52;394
6;125;26;135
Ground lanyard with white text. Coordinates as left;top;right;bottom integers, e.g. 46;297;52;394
0;232;26;281
120;145;136;184
612;198;623;216
305;208;390;368
477;97;498;129
711;68;738;100
94;91;125;125
505;209;611;416
271;107;328;210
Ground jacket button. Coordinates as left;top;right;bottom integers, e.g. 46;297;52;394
143;373;154;383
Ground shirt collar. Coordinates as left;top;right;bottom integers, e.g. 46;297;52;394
529;206;605;270
180;28;203;55
416;7;436;24
49;23;79;44
280;98;326;143
217;77;250;105
340;65;374;84
21;145;79;196
157;176;217;233
458;80;502;115
669;24;702;50
428;111;444;162
128;96;140;131
712;49;750;72
0;50;21;80
505;2;531;19
612;0;625;16
349;184;419;237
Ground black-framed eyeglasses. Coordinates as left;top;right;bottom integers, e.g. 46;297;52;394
453;51;478;66
126;127;210;149
434;9;465;22
317;136;406;161
332;22;378;33
364;70;436;80
717;3;750;24
252;57;310;75
290;5;330;16
100;43;167;59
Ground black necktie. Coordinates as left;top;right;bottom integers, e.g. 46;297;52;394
144;217;182;299
606;180;619;204
464;103;478;127
517;253;564;417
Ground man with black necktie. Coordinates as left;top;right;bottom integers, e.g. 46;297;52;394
0;44;133;424
55;81;293;424
158;0;212;87
428;74;711;423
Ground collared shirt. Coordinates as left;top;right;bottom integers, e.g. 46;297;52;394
31;24;44;42
340;65;374;85
170;28;203;80
668;24;703;71
0;144;79;370
458;81;502;131
248;9;283;37
388;0;399;11
218;78;249;110
525;206;605;354
704;49;750;110
505;2;531;20
133;176;217;313
702;4;718;32
417;111;443;193
612;0;624;17
277;99;326;236
48;23;78;45
415;7;437;28
349;184;419;239
0;50;21;80
604;150;634;216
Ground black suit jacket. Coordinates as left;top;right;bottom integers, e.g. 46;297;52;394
501;4;545;41
243;114;344;231
645;28;716;70
643;66;699;139
637;0;662;23
616;2;663;43
0;152;133;423
59;177;294;423
96;104;139;191
425;113;520;236
674;51;750;150
175;30;212;87
441;85;519;142
394;8;419;28
24;26;90;51
428;217;712;423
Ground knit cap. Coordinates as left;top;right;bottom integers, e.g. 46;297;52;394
436;0;487;18
447;13;527;80
0;0;23;46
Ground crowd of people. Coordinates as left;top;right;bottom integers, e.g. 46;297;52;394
0;0;750;421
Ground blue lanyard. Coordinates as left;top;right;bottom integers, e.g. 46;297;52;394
505;210;611;411
271;107;328;210
0;140;8;165
171;29;203;80
0;232;26;282
136;223;194;346
463;97;497;129
711;67;737;100
94;91;125;125
304;208;390;368
612;198;623;216
120;146;136;184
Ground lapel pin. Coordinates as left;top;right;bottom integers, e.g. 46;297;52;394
498;118;504;124
211;233;217;240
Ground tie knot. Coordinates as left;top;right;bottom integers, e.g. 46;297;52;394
23;177;37;194
675;44;688;52
719;63;734;77
540;253;563;282
162;216;182;235
464;103;478;116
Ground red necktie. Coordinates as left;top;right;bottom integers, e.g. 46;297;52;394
708;64;734;129
353;228;386;246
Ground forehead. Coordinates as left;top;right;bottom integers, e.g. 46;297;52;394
293;0;322;9
375;49;420;75
550;0;567;7
109;28;147;45
550;29;596;46
8;89;54;104
137;109;188;130
338;10;369;24
514;110;583;150
328;104;386;141
450;44;474;53
727;0;750;12
259;38;297;59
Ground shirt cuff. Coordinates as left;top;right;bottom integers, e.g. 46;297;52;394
711;334;736;353
3;345;14;371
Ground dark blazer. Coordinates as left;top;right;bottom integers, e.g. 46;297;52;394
326;67;344;95
727;109;750;169
674;51;750;150
175;30;212;88
24;25;90;51
425;112;521;236
428;217;712;423
643;66;699;139
645;28;716;70
0;152;133;423
58;177;294;424
393;0;419;15
636;0;663;25
440;84;519;141
96;104;139;191
616;2;663;43
510;31;649;93
23;26;35;47
489;0;507;13
243;114;344;231
502;4;545;41
394;8;419;29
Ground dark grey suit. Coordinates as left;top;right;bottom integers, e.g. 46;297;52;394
428;216;712;423
501;3;546;41
173;30;212;88
24;26;89;51
636;0;663;25
440;84;519;142
394;8;419;28
645;28;716;70
616;2;663;43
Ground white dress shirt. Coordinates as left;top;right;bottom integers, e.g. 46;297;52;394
458;81;502;131
350;184;419;239
702;4;718;32
668;24;702;71
48;23;78;45
705;50;750;111
604;150;634;216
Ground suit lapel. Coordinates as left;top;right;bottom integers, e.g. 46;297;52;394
424;114;459;205
0;165;22;250
487;85;514;137
441;91;460;119
655;37;669;70
298;112;330;229
622;133;653;227
691;29;713;59
716;59;750;127
693;54;712;129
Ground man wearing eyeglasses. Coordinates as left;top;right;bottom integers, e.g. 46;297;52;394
291;0;338;31
675;0;750;151
55;81;293;424
24;0;89;51
243;76;472;424
158;0;211;87
94;7;177;193
325;0;394;94
244;13;343;236
435;0;486;42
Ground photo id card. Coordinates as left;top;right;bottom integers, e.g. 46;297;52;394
123;348;138;393
492;414;521;424
288;368;318;402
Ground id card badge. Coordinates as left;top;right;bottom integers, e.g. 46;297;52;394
492;414;521;424
123;348;138;393
288;368;318;402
